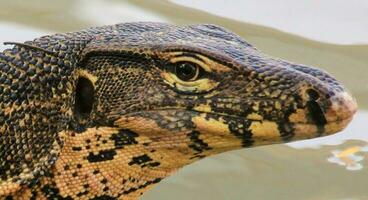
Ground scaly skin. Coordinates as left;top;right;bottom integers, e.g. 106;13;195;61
0;22;357;199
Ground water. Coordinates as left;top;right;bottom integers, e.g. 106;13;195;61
0;0;367;199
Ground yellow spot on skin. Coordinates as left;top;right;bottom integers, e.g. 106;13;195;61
246;113;263;121
192;114;242;149
271;90;282;98
289;109;308;123
249;121;281;142
275;101;282;110
280;95;287;100
252;102;260;111
193;104;212;113
192;115;231;135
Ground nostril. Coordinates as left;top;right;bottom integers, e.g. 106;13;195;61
306;88;320;101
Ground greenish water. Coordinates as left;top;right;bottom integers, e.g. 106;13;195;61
0;0;367;199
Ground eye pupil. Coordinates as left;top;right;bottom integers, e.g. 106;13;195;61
175;62;199;81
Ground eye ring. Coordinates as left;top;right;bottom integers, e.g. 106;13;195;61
174;62;201;81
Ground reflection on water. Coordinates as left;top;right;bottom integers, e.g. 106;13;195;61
144;140;368;200
328;145;368;171
0;0;367;199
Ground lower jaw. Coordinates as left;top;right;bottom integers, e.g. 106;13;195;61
292;116;354;140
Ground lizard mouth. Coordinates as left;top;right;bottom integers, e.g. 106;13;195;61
115;105;355;145
289;116;354;140
112;88;357;145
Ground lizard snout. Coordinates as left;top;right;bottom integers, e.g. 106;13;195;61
289;83;357;137
322;90;357;134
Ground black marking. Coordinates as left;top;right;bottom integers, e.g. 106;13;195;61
147;162;161;167
87;149;117;163
110;129;138;149
41;185;73;200
307;101;327;135
122;178;162;195
306;89;320;101
279;106;296;141
72;172;78;177
90;195;117;200
30;191;37;200
101;178;108;184
187;131;212;153
307;101;327;125
128;154;160;168
5;196;13;200
226;118;254;147
278;122;295;141
72;146;82;151
129;154;152;165
63;165;70;170
76;190;89;197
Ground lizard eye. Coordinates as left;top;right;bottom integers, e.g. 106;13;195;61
174;62;201;81
160;53;219;94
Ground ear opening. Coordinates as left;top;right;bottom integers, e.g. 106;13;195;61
74;76;94;120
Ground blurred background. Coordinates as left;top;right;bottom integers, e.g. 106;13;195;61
0;0;367;199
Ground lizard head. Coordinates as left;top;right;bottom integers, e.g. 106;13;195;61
75;23;357;155
0;22;358;198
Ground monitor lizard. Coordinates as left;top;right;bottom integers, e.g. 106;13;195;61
0;22;357;199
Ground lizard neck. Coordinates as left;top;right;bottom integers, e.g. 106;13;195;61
0;34;91;196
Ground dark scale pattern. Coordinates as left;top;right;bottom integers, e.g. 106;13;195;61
109;129;139;149
87;150;117;163
0;31;93;189
41;185;73;200
128;154;160;168
187;131;212;154
0;22;357;199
